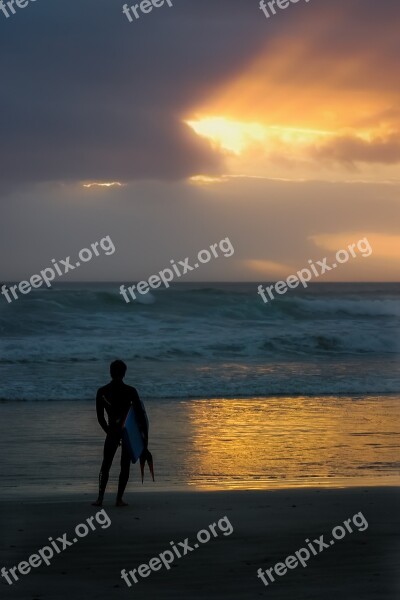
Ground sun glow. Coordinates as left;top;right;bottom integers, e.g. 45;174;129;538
186;117;333;155
189;175;226;185
186;117;265;154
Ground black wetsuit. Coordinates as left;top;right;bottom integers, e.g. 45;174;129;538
96;379;148;499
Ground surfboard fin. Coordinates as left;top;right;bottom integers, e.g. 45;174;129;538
140;449;155;484
147;451;155;482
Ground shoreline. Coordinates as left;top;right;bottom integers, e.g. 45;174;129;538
2;479;400;503
1;483;399;501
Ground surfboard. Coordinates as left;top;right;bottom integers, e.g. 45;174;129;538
122;403;149;464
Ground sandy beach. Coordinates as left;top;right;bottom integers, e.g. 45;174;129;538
1;487;399;600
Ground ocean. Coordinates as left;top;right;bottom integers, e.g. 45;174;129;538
0;282;399;400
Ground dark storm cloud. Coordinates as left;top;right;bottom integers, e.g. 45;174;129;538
0;0;399;184
0;0;269;184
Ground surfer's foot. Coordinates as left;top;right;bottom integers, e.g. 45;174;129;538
92;496;104;507
116;499;129;507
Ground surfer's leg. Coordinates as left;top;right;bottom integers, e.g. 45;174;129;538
116;440;131;505
93;435;119;505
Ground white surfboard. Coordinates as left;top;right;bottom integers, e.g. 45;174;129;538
122;404;149;464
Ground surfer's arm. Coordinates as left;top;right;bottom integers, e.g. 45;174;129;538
96;391;109;434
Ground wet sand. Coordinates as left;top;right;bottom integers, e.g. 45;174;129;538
1;397;399;497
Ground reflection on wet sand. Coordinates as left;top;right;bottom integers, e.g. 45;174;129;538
183;397;400;490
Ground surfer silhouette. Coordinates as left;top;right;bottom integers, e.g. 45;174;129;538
92;360;148;507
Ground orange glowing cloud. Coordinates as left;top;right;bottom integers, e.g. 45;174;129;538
310;233;400;262
243;259;293;278
185;11;400;182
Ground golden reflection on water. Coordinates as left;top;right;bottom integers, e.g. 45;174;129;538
1;398;398;496
183;397;400;490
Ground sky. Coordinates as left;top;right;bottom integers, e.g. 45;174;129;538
0;0;399;282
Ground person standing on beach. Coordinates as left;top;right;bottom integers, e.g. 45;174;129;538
92;360;148;507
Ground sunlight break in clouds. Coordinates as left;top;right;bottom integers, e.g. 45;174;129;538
82;182;123;189
186;117;332;155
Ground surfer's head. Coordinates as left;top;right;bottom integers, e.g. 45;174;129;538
110;360;127;380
